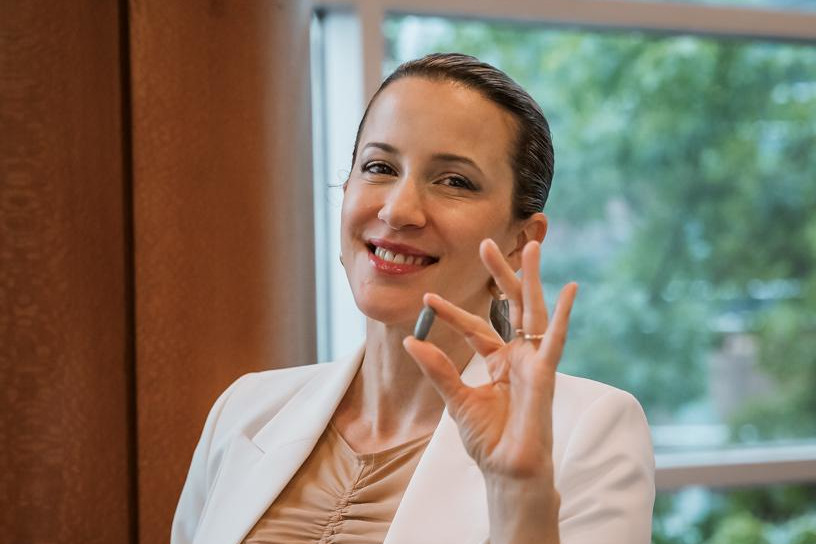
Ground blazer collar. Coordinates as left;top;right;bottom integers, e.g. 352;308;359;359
194;347;363;544
251;346;364;453
384;354;491;544
195;348;491;544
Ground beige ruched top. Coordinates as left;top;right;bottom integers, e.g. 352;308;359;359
243;422;431;544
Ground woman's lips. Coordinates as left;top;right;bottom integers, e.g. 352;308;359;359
366;242;438;275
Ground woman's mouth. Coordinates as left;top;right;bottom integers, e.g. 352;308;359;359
366;241;439;275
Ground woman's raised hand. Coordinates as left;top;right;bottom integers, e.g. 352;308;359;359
403;239;578;482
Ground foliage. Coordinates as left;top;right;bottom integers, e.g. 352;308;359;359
385;15;816;436
708;513;769;544
651;485;816;543
385;16;816;543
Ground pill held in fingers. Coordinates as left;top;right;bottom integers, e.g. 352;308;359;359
413;306;436;340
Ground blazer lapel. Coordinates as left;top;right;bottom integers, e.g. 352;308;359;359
385;354;491;544
194;348;363;544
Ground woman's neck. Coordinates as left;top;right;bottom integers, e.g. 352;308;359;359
333;317;475;453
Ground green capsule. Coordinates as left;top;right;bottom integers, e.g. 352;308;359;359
413;306;436;340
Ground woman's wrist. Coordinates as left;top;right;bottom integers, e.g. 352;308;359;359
484;474;561;544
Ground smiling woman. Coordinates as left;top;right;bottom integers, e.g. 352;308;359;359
342;76;525;328
171;54;655;544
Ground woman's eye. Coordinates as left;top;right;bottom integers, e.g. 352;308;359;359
439;175;477;190
363;162;396;176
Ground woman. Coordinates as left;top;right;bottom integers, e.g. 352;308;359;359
172;53;654;544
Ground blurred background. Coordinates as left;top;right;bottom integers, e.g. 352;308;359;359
2;1;815;543
314;3;816;543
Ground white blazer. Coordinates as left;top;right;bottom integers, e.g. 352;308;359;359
172;348;655;544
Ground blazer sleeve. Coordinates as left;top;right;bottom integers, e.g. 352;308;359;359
556;389;655;544
170;374;254;544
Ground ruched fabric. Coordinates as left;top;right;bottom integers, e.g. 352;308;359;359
243;422;431;544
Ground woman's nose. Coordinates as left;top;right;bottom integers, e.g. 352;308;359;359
377;178;427;230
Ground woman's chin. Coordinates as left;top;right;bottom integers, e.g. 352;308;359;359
356;298;425;330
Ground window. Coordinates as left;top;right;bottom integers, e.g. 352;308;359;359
626;0;816;11
384;14;816;451
655;482;816;542
311;2;816;541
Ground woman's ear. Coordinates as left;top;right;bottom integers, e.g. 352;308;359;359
507;212;548;271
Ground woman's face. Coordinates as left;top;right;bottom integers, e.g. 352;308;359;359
341;77;532;327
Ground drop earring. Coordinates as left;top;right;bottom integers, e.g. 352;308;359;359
488;279;507;301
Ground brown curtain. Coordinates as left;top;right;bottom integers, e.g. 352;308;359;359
0;1;316;542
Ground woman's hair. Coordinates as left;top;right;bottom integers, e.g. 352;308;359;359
351;53;555;341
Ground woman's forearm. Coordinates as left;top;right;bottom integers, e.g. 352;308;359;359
485;474;561;544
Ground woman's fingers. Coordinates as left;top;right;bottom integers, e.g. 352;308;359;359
403;336;468;407
510;283;578;441
537;282;578;367
521;241;548;336
423;293;504;356
480;239;523;330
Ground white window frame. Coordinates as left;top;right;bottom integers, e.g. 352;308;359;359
310;0;816;491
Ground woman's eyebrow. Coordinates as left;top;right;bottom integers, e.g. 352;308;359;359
431;153;485;176
363;141;398;154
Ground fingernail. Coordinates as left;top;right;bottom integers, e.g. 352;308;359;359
425;292;443;306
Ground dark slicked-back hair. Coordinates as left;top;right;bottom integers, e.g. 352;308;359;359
350;53;555;340
351;52;555;219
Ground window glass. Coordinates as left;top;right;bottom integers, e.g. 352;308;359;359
385;15;816;452
618;0;816;12
654;483;816;543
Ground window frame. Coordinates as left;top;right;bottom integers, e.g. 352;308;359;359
310;0;816;491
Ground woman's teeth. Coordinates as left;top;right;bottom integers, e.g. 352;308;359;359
374;246;431;266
